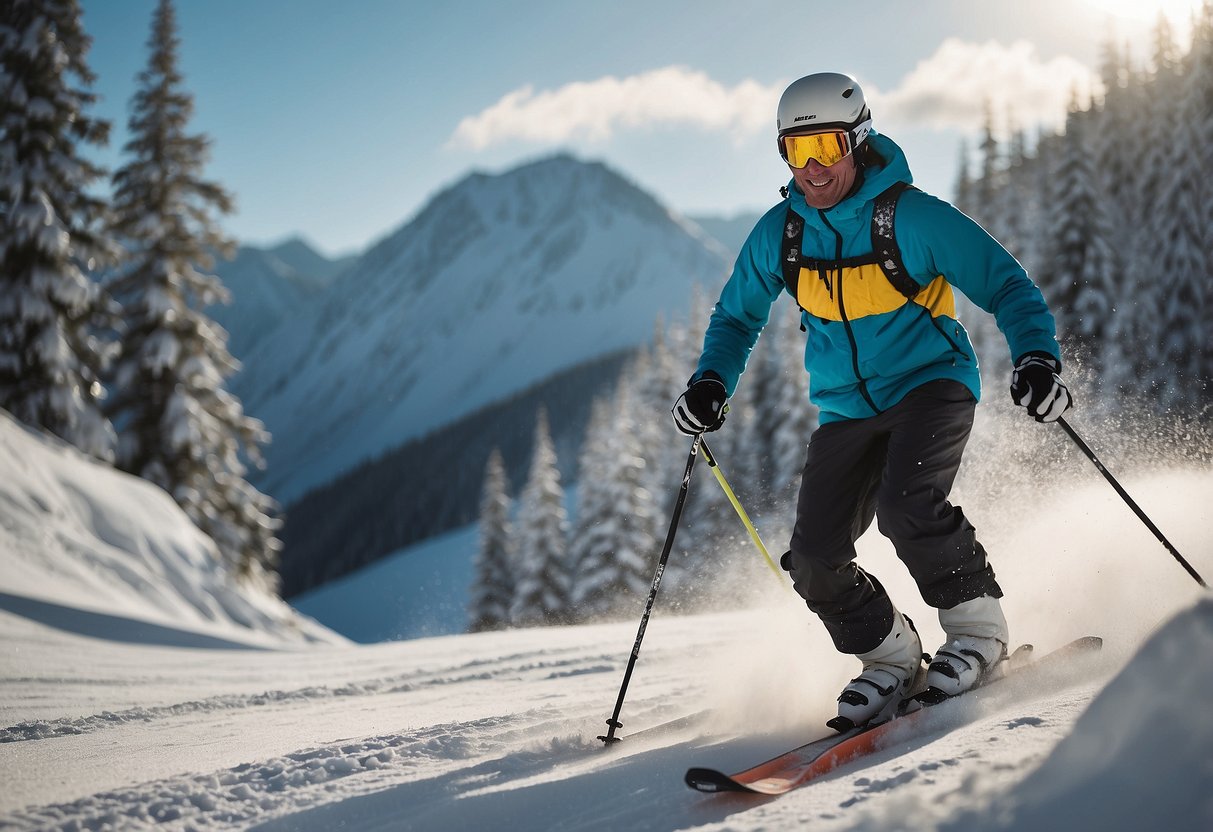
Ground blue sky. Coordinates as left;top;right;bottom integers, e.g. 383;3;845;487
80;0;1198;257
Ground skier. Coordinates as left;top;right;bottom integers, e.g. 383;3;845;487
671;72;1072;730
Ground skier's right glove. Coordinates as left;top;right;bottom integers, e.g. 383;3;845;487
671;371;728;435
1010;351;1072;423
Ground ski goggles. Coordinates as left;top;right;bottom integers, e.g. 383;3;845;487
779;120;871;168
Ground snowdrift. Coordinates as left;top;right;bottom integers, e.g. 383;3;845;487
0;410;343;648
957;595;1213;831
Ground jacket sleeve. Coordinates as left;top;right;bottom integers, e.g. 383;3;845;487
693;210;788;395
898;190;1062;367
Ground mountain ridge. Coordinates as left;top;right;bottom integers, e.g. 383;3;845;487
230;153;733;504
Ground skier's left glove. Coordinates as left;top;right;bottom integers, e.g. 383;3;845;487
1010;351;1072;423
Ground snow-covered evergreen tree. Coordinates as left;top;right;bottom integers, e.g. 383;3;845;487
1186;1;1213;392
972;102;1001;233
569;396;616;614
631;321;685;513
105;0;280;586
510;408;572;625
727;306;788;509
1135;15;1184;242
1095;37;1139;219
571;388;660;619
0;0;117;460
470;448;514;632
1036;96;1120;371
1146;26;1209;410
997;120;1032;267
953;139;974;217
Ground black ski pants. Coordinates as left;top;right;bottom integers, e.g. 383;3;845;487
780;379;1001;655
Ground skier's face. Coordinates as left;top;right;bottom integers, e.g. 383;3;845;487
791;153;857;210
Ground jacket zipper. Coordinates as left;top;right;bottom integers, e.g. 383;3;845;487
819;210;880;415
928;310;971;361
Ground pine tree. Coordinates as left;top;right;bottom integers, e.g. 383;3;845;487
1186;1;1213;394
1136;14;1184;226
1037;95;1120;375
1145;22;1209;410
106;0;280;586
997;118;1032;267
727;316;781;509
510;408;572;625
0;0;117;460
470;448;515;631
972;101;1001;233
1095;36;1138;216
571;388;660;619
953;139;974;217
627;323;695;591
569;396;617;616
632;322;685;514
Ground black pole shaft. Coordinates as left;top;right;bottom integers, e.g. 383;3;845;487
599;435;701;744
1057;416;1207;588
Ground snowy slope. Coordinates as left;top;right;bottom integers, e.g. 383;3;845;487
292;523;480;642
0;410;343;649
2;583;1210;830
233;154;732;503
0;414;1211;829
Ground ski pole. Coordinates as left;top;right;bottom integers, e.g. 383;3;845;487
1056;416;1207;588
599;434;702;745
699;438;788;588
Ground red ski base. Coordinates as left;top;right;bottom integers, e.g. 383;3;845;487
686;636;1102;796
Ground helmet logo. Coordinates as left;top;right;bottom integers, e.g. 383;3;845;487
793;114;816;123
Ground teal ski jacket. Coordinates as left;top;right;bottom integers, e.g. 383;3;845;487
694;131;1061;424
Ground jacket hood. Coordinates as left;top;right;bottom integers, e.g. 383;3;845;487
784;131;913;222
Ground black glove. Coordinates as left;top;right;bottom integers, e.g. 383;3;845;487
1010;351;1072;422
671;371;728;435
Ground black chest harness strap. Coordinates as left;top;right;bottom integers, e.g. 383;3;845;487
780;181;921;305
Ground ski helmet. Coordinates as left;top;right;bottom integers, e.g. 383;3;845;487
776;72;872;145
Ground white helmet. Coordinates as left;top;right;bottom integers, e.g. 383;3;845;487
776;72;872;143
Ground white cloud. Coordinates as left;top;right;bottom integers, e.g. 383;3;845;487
449;41;1102;152
448;66;779;150
868;39;1102;137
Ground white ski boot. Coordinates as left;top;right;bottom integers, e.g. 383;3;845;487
926;595;1010;697
829;610;925;732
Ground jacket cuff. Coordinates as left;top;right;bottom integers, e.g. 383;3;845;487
1015;350;1061;373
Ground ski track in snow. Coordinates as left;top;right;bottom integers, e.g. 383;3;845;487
0;646;617;744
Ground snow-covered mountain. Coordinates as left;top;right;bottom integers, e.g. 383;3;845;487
0;409;342;648
262;236;357;285
232;154;732;503
207;238;343;362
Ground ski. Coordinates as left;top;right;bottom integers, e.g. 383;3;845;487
685;635;1102;796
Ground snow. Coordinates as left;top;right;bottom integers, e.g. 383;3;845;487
291;525;479;642
2;413;1212;830
0;410;341;650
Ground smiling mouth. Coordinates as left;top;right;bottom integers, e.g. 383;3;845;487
808;179;831;188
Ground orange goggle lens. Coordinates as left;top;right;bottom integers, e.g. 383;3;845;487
780;130;851;168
